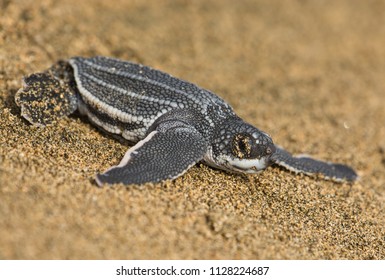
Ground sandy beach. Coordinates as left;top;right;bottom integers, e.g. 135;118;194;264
0;0;384;259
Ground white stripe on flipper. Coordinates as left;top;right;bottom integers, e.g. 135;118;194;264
95;131;158;186
273;158;314;176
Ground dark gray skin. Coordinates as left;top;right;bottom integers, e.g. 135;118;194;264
15;56;358;185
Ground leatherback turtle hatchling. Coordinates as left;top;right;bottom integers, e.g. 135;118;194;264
15;56;357;185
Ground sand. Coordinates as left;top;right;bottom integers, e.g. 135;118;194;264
0;0;384;259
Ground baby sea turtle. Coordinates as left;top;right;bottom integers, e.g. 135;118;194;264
15;56;357;185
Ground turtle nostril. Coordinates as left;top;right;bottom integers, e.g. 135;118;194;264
266;144;276;155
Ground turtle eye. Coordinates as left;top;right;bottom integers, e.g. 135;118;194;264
232;133;252;159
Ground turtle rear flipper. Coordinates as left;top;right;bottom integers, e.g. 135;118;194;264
270;146;358;182
15;63;78;126
96;121;208;186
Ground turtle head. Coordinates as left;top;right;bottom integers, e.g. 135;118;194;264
205;118;276;174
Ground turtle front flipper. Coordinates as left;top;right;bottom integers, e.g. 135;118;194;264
270;146;358;182
15;61;78;126
96;121;208;186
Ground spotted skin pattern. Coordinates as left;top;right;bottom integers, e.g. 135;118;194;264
15;56;358;185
